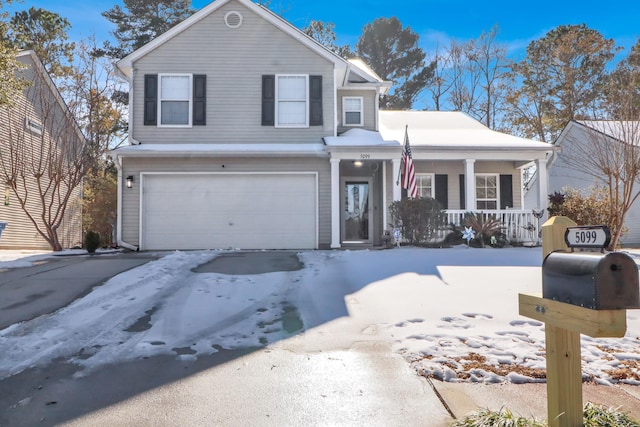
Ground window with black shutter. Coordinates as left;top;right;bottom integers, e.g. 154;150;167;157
144;74;157;126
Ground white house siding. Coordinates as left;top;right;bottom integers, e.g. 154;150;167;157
131;1;335;145
336;89;378;134
0;54;82;249
120;156;331;249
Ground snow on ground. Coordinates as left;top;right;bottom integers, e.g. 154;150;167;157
0;246;639;385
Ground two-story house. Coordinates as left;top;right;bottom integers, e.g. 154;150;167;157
112;0;553;251
0;50;83;250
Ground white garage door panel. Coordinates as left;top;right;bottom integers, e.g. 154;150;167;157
142;174;316;250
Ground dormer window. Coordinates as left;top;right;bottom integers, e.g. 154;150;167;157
343;97;363;126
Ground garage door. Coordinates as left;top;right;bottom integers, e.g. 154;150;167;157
141;173;317;250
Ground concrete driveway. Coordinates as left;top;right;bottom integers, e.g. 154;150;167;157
0;252;157;330
1;251;638;426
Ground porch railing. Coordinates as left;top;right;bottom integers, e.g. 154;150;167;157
441;209;541;245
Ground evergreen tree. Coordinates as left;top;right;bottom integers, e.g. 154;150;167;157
7;7;75;79
356;17;435;110
102;0;195;58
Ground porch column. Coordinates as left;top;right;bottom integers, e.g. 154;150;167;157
330;158;341;248
464;159;476;210
392;158;401;202
536;157;548;215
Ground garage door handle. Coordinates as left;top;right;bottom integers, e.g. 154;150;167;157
229;218;234;226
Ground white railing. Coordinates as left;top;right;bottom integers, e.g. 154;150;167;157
442;209;542;244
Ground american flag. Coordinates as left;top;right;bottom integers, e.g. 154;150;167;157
401;126;418;198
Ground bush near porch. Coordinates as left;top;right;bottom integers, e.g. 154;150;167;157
389;198;446;245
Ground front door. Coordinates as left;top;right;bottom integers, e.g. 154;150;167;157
342;178;373;243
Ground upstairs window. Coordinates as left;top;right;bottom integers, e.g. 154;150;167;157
159;74;191;126
144;74;206;127
276;75;308;127
25;117;43;135
262;74;322;127
343;97;363;126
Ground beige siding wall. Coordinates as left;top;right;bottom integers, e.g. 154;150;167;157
336;89;377;133
406;160;523;210
132;2;335;145
0;55;82;250
121;156;331;248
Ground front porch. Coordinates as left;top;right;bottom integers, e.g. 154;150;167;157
440;209;543;245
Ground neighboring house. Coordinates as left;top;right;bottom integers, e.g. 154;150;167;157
0;50;83;250
111;0;553;251
548;120;640;246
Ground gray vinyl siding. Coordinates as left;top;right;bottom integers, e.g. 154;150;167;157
132;1;335;144
337;89;377;133
120;156;331;248
0;55;82;249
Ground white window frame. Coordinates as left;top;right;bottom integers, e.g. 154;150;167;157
25;117;43;135
275;74;309;128
342;96;363;126
416;173;434;199
475;173;499;210
158;73;192;128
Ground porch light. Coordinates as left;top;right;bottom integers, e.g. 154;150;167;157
126;176;134;189
353;160;363;167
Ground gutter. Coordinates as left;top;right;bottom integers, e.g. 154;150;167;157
114;154;139;251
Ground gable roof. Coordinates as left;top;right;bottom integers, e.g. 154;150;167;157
16;50;85;143
555;120;640;148
117;0;348;78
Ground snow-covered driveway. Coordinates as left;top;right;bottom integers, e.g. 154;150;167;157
1;247;639;385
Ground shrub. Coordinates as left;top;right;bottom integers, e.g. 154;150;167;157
547;187;627;243
85;231;101;254
389;197;446;245
463;213;505;248
452;408;545;427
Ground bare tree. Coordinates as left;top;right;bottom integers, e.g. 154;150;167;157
0;57;88;251
466;26;510;129
561;120;640;249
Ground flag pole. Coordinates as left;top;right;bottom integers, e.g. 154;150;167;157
396;125;407;186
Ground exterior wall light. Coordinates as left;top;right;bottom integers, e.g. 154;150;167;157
353;160;363;167
126;176;134;189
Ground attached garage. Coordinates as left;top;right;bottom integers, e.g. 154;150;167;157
141;172;318;250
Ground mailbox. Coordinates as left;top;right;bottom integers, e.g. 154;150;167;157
543;251;640;310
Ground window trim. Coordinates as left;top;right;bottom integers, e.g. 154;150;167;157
275;74;309;128
416;173;434;199
25;117;43;135
342;96;363;126
475;173;500;210
158;73;193;128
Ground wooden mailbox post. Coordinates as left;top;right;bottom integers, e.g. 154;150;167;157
519;216;630;427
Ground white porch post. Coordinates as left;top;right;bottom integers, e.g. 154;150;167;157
392;158;401;202
330;158;341;248
536;157;548;214
382;161;388;230
464;159;476;210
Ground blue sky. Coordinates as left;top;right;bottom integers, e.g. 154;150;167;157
5;0;640;59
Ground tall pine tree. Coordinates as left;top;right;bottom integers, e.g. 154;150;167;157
102;0;195;58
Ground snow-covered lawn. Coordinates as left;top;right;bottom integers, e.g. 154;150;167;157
0;247;639;385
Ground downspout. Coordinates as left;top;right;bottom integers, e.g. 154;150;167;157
114;154;139;251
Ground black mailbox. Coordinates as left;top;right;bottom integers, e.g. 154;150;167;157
543;251;640;310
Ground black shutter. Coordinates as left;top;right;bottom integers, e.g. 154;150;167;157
459;174;466;210
144;74;157;126
435;174;448;209
309;75;323;126
500;174;513;209
193;74;206;126
262;75;275;126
